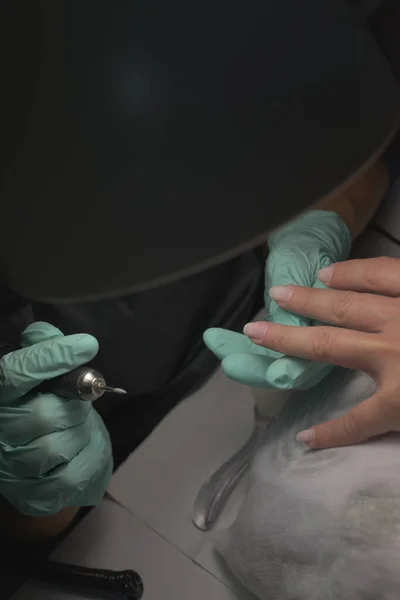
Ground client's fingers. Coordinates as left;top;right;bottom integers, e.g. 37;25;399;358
203;328;281;361
319;257;400;296
296;393;392;448
269;285;394;332
243;321;380;373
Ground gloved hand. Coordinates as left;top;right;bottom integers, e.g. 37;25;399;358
204;210;351;390
0;321;113;516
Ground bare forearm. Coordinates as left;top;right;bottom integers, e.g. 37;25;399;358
314;158;389;240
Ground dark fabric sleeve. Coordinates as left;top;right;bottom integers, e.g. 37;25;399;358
0;288;33;350
369;0;400;87
369;1;400;185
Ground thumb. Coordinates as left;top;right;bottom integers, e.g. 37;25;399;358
296;394;390;449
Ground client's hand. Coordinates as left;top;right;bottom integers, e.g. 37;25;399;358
243;257;400;449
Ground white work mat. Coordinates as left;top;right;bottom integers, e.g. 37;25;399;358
108;364;260;591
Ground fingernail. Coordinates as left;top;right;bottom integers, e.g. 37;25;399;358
243;322;268;343
269;286;292;303
318;265;334;284
296;428;315;447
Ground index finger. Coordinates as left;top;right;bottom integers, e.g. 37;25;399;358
269;285;393;332
319;257;400;296
244;321;380;373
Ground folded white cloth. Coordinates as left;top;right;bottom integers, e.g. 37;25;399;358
215;368;400;600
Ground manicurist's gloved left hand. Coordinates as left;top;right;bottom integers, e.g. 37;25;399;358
204;210;351;390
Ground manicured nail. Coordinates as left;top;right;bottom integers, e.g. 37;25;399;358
243;322;268;343
296;429;315;446
269;286;292;303
318;265;334;284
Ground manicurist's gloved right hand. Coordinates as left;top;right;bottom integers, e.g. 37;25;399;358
204;210;351;390
0;322;113;516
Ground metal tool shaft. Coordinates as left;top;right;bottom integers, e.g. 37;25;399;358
38;367;127;402
0;345;127;402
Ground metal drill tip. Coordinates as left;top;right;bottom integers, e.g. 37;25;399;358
98;384;128;395
112;387;128;395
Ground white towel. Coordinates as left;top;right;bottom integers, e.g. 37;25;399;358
216;368;400;600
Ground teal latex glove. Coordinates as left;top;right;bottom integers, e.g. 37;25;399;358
204;210;351;390
0;321;113;516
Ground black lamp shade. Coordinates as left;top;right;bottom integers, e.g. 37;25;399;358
3;0;400;302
